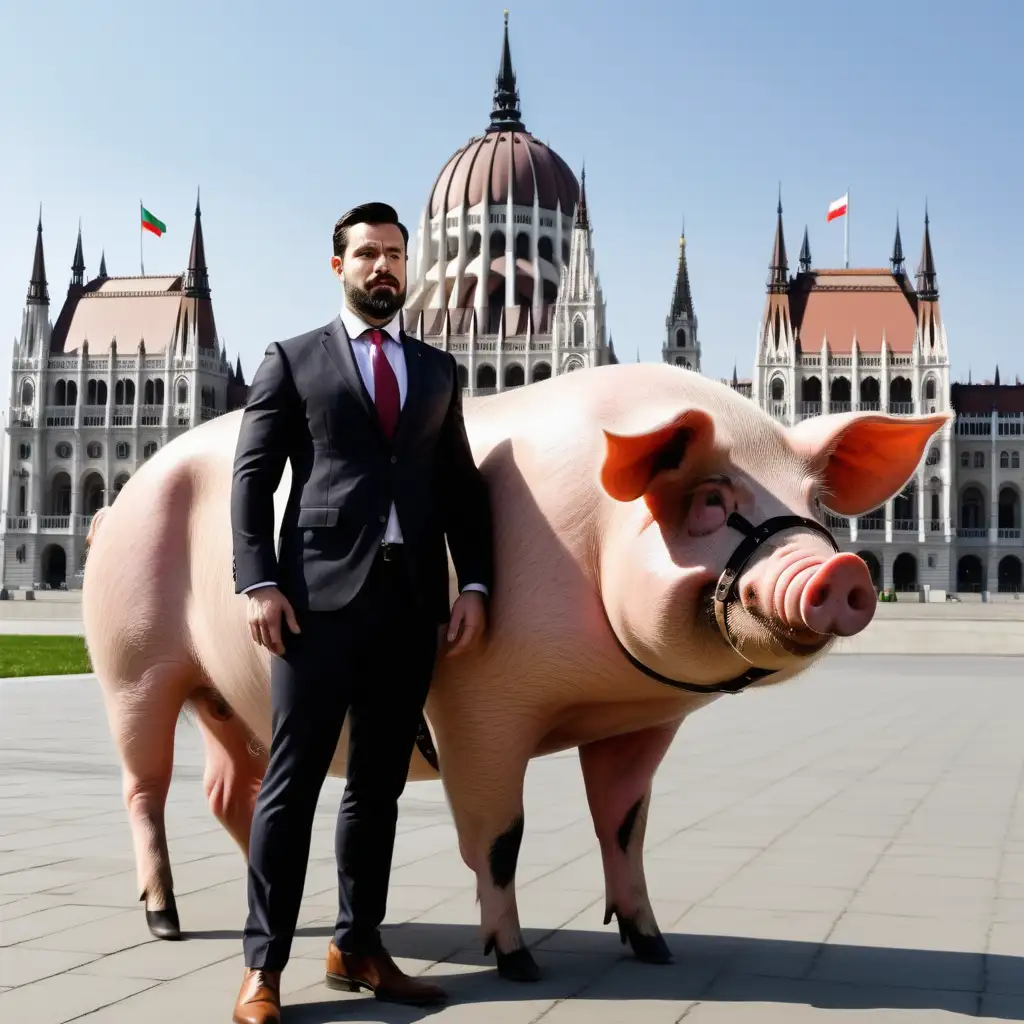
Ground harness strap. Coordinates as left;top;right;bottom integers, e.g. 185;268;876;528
611;511;839;697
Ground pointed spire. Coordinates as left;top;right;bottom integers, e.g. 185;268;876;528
487;10;526;132
99;249;108;278
767;189;788;293
234;354;244;385
185;187;210;298
995;365;1001;386
27;206;48;305
798;225;811;273
574;165;590;229
915;204;937;299
890;213;905;274
732;363;738;387
71;219;85;288
670;219;694;319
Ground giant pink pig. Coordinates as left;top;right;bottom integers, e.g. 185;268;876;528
82;361;947;981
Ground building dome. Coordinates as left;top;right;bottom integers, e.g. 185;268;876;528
407;13;584;329
428;17;579;218
428;129;578;219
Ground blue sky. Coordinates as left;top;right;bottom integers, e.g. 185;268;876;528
1;0;1020;385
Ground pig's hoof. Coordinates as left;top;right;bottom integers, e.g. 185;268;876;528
609;908;673;964
144;893;181;941
484;936;541;982
496;947;541;982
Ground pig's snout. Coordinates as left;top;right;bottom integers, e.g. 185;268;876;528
741;548;876;640
798;553;876;636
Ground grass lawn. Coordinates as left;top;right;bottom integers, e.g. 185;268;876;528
0;635;93;678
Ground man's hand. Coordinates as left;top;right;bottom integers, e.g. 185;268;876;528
444;591;487;657
247;586;300;655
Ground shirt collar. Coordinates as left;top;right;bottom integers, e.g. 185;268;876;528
340;302;401;344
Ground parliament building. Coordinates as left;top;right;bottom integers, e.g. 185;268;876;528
1;15;1017;599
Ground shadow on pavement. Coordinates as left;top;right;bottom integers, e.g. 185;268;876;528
185;920;1024;1022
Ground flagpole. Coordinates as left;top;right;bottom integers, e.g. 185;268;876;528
844;186;850;269
139;199;145;276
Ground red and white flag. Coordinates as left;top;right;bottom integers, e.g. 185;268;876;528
827;193;849;222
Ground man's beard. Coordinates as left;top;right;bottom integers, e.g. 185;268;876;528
345;276;406;321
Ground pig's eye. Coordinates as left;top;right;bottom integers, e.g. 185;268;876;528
686;482;733;536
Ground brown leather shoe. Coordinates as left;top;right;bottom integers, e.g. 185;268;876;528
324;940;446;1006
232;967;282;1024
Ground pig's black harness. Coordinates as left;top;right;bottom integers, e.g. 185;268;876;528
609;511;839;696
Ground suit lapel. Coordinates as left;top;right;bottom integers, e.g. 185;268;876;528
319;315;379;429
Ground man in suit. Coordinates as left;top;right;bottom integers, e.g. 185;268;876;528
229;202;493;1022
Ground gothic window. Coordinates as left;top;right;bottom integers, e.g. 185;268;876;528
144;442;158;459
20;379;33;406
115;379;136;405
926;447;940;466
489;231;505;257
573;319;585;347
1002;451;1010;468
537;237;553;262
55;441;72;459
975;451;985;469
676;328;686;347
960;451;969;467
116;442;130;459
86;379;107;405
925;377;937;401
770;377;785;401
144;378;166;404
1014;452;1021;469
17;486;25;516
515;233;530;261
55;379;67;405
18;442;30;460
86;442;102;459
176;380;188;405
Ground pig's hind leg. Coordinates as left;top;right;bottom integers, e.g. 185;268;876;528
98;660;199;941
578;720;683;963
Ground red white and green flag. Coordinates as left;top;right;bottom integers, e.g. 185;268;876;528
141;205;166;237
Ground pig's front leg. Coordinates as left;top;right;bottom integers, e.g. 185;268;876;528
578;720;683;964
438;730;539;982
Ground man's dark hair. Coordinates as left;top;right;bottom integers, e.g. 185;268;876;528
333;202;409;259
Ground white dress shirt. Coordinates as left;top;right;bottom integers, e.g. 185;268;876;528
242;302;487;599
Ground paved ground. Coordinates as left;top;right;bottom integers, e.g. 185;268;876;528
0;655;1022;1022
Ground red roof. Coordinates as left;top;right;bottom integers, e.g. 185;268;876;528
788;269;922;355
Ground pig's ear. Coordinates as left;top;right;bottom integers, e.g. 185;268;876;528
600;407;716;502
788;411;952;516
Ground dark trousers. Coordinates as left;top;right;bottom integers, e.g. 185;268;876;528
242;545;439;970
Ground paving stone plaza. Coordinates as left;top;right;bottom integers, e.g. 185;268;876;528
0;619;1022;1021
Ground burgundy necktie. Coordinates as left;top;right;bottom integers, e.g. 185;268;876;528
366;328;400;439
